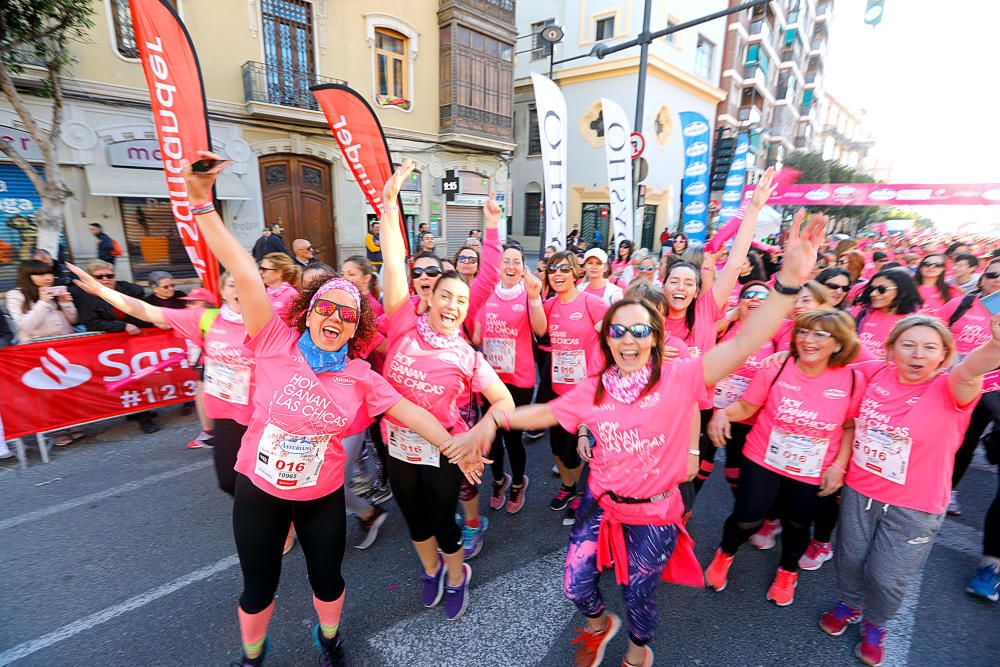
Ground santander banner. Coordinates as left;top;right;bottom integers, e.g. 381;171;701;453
129;0;220;301
311;84;409;255
743;182;1000;207
0;331;197;438
531;73;568;251
600;98;634;248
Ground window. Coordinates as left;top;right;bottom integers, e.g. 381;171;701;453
801;89;814;113
375;28;408;99
524;192;542;236
110;0;177;59
531;18;555;60
746;44;760;63
664;18;679;44
595;16;615;42
261;0;316;108
694;35;714;79
527;105;541;155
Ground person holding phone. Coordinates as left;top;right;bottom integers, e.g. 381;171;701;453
5;259;77;342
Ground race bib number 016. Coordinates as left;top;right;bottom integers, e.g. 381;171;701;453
386;422;440;467
765;428;829;478
714;374;751;409
254;423;329;490
852;421;912;485
552;349;586;385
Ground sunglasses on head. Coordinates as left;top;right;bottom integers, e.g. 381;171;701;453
871;284;898;295
608;323;654;339
411;266;442;279
984;271;1000;279
456;256;478;264
741;289;769;300
312;299;358;323
823;282;849;292
547;263;572;274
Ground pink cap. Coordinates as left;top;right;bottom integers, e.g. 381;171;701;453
180;287;219;306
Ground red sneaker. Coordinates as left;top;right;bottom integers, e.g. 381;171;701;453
571;612;621;667
749;518;782;550
799;539;833;571
766;568;798;606
856;621;887;666
819;601;863;636
705;548;735;591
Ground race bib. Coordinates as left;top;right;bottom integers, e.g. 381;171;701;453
483;337;516;374
386;421;440;467
254;423;329;490
714;374;751;409
852;421;912;485
765;428;829;478
203;357;251;405
552;349;586;385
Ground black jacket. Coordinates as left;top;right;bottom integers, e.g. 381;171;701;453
69;281;151;333
95;232;116;264
252;234;288;262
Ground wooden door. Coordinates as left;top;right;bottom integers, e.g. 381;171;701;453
259;154;336;265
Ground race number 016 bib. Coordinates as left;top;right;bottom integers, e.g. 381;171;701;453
765;428;829;478
203;358;251;405
483;337;516;374
552;349;586;385
714;374;751;409
254;422;329;490
852;421;913;485
386;421;440;467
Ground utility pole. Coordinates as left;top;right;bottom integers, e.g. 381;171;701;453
632;0;653;240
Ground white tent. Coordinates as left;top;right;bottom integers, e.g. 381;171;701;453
753;205;783;239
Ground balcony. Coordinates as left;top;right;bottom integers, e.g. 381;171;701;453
739;105;763;124
242;61;346;120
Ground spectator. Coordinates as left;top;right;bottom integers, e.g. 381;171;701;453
0;305;13;349
144;271;188;309
419;232;435;253
88;223;118;264
463;236;482;253
5;259;77;341
291;238;319;269
468;228;482;241
951;253;980;295
251;222;287;262
365;222;383;268
32;247;68;285
179;287;219;310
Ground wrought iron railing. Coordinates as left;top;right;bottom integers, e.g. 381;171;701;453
241;61;345;112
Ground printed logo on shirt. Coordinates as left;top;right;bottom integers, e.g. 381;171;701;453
638;392;662;409
512;303;526;312
905;396;919;406
823;388;847;400
777;380;802;392
273;373;350;428
332;375;356;386
569;312;584;321
955;323;991;347
595;420;666;454
872;383;891;398
858;397;911;439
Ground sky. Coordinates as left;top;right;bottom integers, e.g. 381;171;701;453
824;0;1000;232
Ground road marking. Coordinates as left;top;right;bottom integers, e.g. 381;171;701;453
368;549;571;666
0;554;239;666
0;460;212;532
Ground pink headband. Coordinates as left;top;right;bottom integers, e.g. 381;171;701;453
309;277;361;312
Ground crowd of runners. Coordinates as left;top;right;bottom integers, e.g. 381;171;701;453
64;158;1000;667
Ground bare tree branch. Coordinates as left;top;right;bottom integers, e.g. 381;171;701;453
0;61;54;167
47;58;63;147
0;137;47;192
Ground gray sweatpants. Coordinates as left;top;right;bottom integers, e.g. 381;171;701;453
835;486;946;626
342;431;369;516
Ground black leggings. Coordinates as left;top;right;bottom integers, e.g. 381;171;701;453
369;414;389;486
549;422;582;470
953;392;1000;488
813;489;841;543
489;385;534;485
694;415;750;496
985;468;1000;559
388;453;463;554
232;475;346;614
212;418;247;497
720;459;821;572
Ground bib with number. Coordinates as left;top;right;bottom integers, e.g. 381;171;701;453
714;374;751;409
852;421;912;485
765;428;829;478
204;357;251;405
483;337;516;374
552;349;586;385
386;421;440;467
254;422;329;490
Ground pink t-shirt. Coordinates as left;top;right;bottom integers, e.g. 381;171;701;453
478;288;536;389
550;358;707;524
544;292;609;396
938;295;993;357
918;284;956;314
741;361;861;484
267;282;299;322
365;292;384;319
235;316;401;501
163;308;255;424
664;292;725;408
773;319;794;353
853;307;905;360
383;304;499;431
464;226;502;335
846;362;978;514
847;280;867;305
714;319;776;419
583;281;624;305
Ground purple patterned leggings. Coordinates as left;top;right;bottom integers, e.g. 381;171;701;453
564;490;679;646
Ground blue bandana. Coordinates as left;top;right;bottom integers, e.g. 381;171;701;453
297;331;348;374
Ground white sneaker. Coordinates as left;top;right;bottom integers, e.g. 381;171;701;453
749;519;782;550
947;490;961;516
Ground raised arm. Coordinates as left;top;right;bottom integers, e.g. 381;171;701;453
184;152;272;337
948;313;1000;405
466;199;503;323
66;263;167;326
525;272;548;336
712;168;777;309
380;161;416;318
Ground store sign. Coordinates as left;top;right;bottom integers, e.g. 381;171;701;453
400;191;421;215
449;194;488;207
0;126;44;163
442;170;460;201
108;139;165;169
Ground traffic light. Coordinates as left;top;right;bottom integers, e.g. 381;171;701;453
864;0;885;26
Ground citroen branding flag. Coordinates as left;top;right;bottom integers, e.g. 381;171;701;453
129;0;220;301
600;98;633;249
679;111;711;243
531;73;567;250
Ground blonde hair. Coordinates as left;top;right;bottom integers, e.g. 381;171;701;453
884;314;956;369
789;309;860;367
262;252;301;286
88;259;114;275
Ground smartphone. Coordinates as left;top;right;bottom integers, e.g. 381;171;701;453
981;290;1000;316
49;285;68;297
191;158;229;173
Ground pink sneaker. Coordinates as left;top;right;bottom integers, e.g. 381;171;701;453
490;473;511;511
506;475;529;514
749;519;782;550
799;540;833;571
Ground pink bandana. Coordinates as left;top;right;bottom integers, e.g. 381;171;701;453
308;277;361;312
415;312;462;350
266;281;294;298
601;363;652;404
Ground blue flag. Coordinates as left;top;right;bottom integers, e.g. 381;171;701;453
679;112;711;243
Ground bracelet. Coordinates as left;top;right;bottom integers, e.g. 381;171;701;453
829;462;847;474
688;448;701;456
383;204;400;213
191;202;215;216
772;277;802;296
701;266;716;272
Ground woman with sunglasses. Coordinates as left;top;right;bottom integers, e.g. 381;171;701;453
706;310;861;607
182;153;465;665
633;252;662;287
458;213;826;667
380;161;514;620
836;250;868;302
257;252;300;322
913;252;958;313
853;268;923;360
670;232;689;257
816;267;853;310
453;245;481;281
612;240;634;279
820;314;1000;667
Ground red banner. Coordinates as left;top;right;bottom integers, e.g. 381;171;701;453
311;84;410;255
0;331;197;439
129;0;220;301
744;182;1000;207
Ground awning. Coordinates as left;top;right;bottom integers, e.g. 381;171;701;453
84;165;252;200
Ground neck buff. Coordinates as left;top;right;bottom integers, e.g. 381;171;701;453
494;282;525;301
602;362;652;403
415;312;462;350
266;281;293;297
219;303;243;324
297;277;362;374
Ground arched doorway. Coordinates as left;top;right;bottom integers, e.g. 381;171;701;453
258;154;337;265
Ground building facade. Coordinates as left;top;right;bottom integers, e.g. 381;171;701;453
0;0;516;288
508;0;728;252
814;92;874;171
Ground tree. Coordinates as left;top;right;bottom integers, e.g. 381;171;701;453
783;151;881;234
0;0;94;253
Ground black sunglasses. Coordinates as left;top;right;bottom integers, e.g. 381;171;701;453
823;282;850;293
94;273;115;279
922;262;944;268
547;264;573;273
984;271;1000;279
411;266;442;279
871;285;898;295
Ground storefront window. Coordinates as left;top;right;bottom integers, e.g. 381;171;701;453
120;197;200;281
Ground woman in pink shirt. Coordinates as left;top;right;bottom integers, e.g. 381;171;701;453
580;248;624;304
183;154;467;665
819;314;1000;667
257;251;300;321
852;268;922;360
705;309;862;607
473;244;547;513
457;212;827;667
837;250;868;303
913;252;958;313
380;162;514;621
611;240;634;279
341;255;383;319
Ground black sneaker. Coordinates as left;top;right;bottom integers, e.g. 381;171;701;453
562;494;583;527
549;485;575;511
354;505;388;550
313;626;346;667
368;485;393;506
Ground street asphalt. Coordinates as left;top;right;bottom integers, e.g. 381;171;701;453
0;406;996;666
